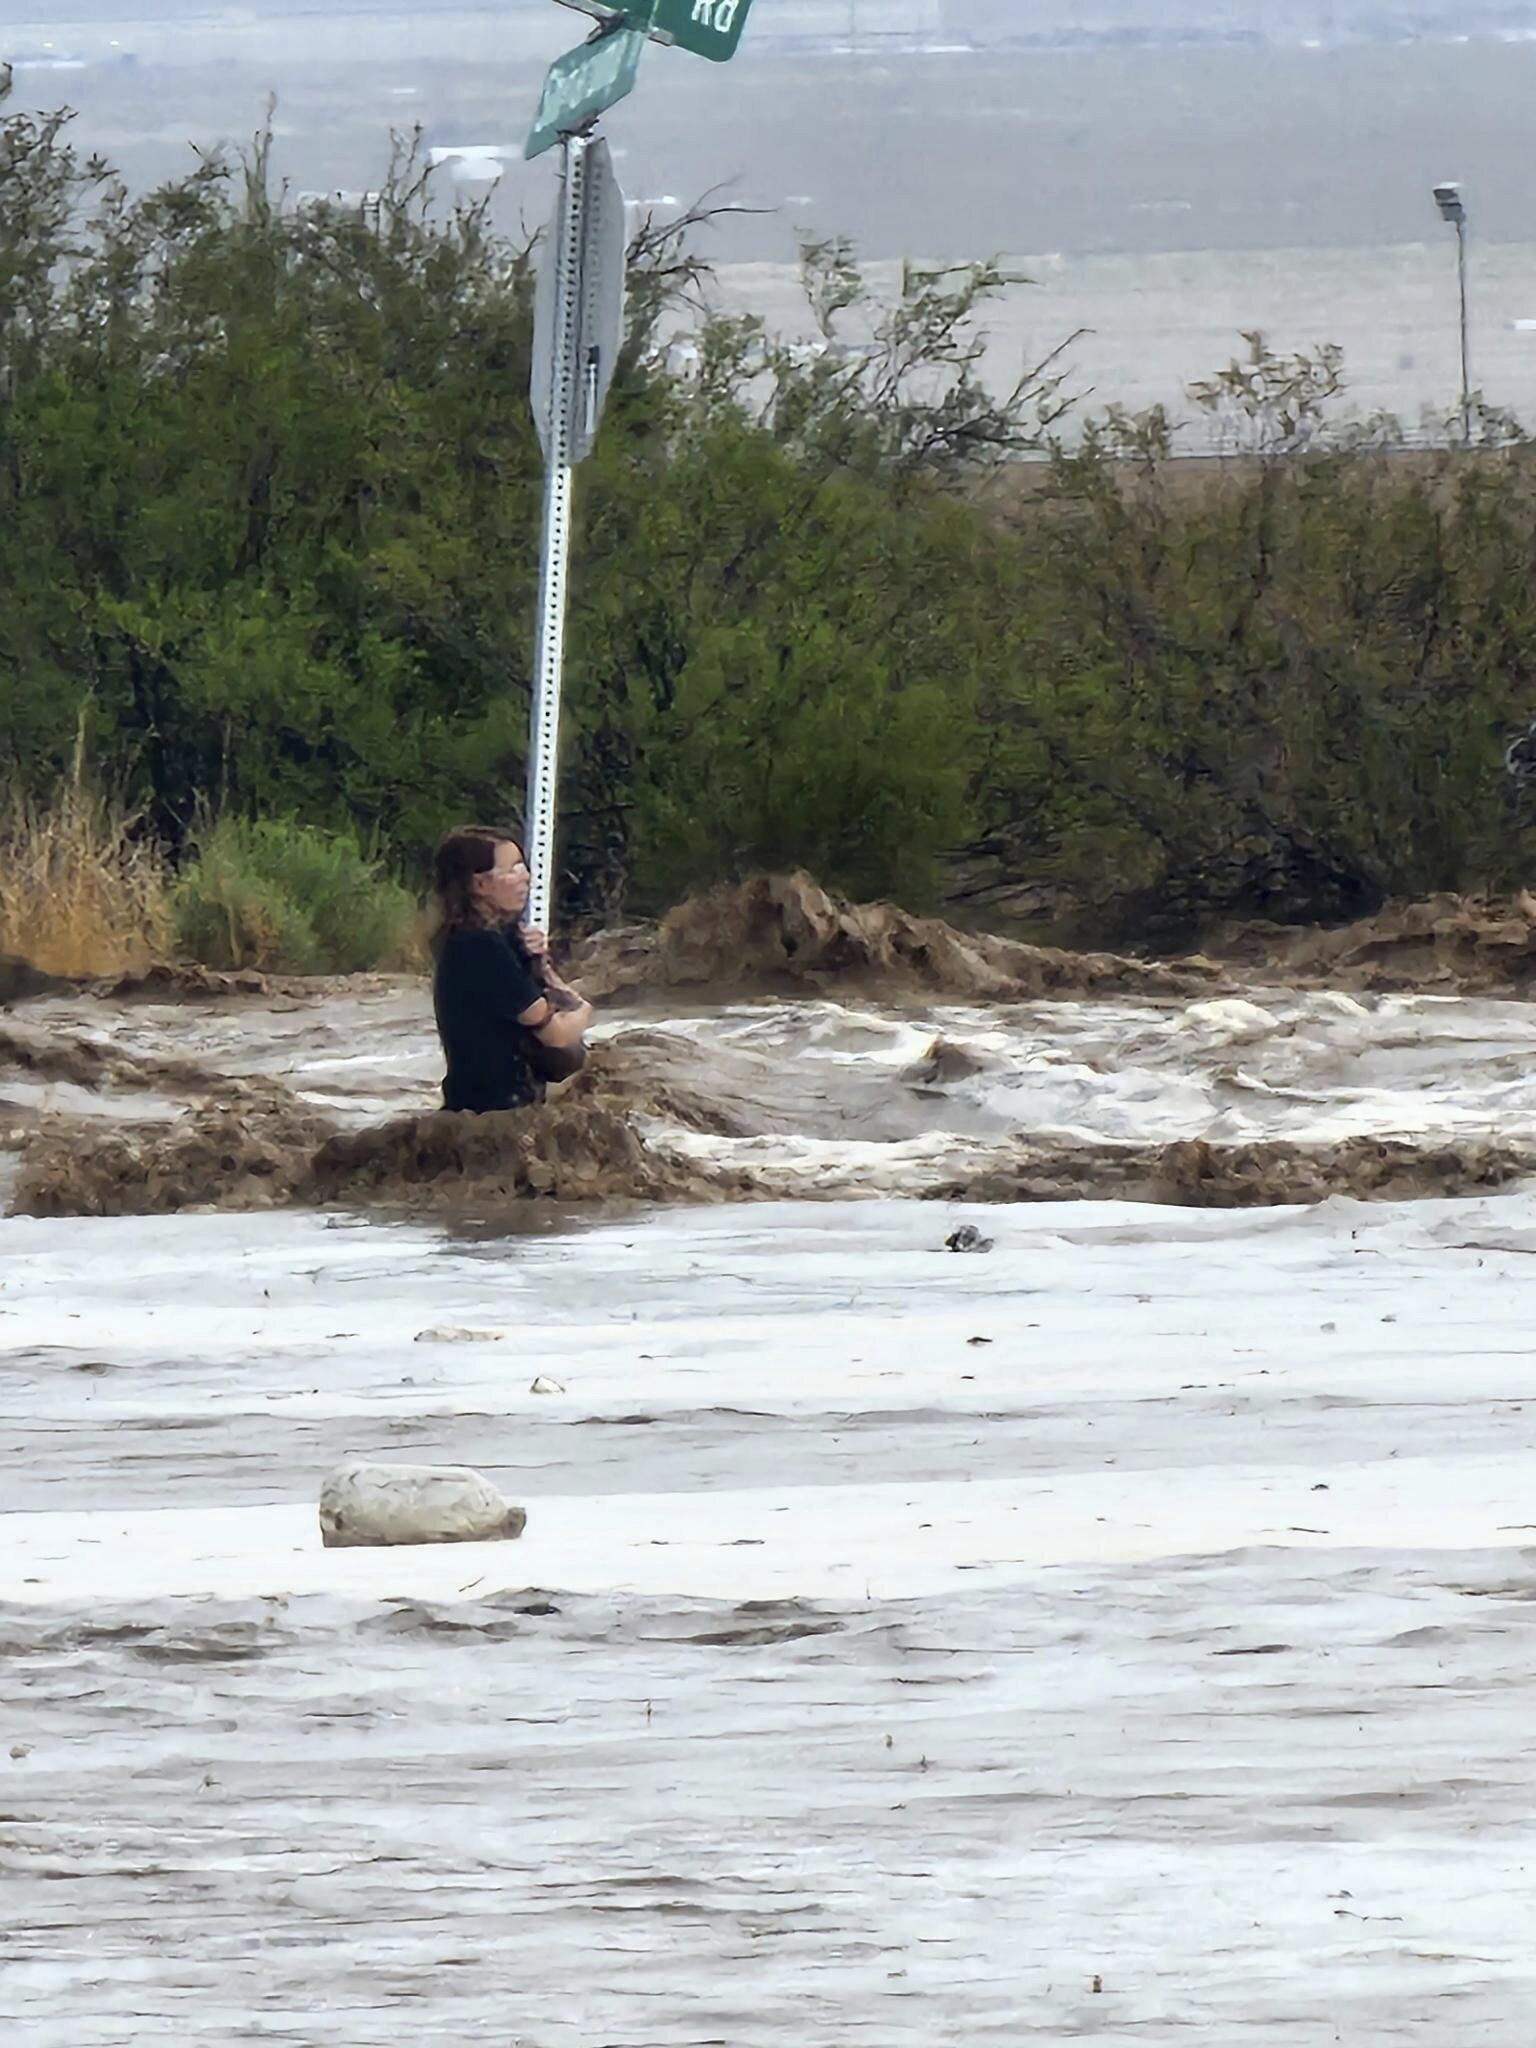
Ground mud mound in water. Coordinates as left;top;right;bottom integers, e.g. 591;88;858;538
941;1135;1536;1207
6;957;295;1003
12;1091;335;1217
95;962;274;1001
10;1047;740;1218
0;1020;221;1097
93;962;414;1004
15;1093;1531;1216
308;1044;758;1208
0;956;73;1005
574;873;1223;1006
11;1096;701;1217
308;1098;722;1209
1214;893;1536;995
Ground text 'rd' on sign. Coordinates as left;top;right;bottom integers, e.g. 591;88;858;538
525;25;645;160
649;0;753;61
554;0;754;64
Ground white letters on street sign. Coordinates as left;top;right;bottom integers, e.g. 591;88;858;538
557;0;753;63
543;32;629;131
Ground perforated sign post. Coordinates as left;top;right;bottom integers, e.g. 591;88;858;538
523;1;755;929
523;131;626;932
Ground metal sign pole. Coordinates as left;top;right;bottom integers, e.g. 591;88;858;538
522;0;751;927
525;130;591;936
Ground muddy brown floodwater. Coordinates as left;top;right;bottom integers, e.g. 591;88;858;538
9;873;1536;1218
6;879;1536;2041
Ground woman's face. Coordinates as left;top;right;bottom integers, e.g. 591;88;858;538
470;840;531;921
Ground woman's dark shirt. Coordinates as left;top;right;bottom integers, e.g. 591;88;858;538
433;925;547;1113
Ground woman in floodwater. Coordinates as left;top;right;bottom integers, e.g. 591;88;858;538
430;826;594;1114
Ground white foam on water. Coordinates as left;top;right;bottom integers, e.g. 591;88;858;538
7;991;1536;2039
15;982;1536;1184
636;988;1536;1183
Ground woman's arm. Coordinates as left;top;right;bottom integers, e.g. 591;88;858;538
529;995;592;1050
517;926;593;1043
540;960;580;998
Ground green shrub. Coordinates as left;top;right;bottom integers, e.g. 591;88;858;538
171;817;419;974
10;80;1536;937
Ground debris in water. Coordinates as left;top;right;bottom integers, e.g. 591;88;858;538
318;1462;527;1549
946;1226;995;1254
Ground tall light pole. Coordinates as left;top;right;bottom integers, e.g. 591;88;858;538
1433;181;1472;446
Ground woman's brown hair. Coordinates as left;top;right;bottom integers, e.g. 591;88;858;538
429;825;522;958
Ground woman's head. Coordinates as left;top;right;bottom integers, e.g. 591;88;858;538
430;827;531;944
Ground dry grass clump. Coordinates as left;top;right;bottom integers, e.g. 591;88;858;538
0;761;169;978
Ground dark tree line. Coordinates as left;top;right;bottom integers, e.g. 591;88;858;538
4;73;1535;940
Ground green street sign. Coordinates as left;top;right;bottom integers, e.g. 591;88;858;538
525;26;646;160
648;0;753;61
554;0;753;63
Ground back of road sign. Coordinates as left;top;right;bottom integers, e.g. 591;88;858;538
530;138;628;468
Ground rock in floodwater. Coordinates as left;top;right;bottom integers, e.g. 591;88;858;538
319;1461;527;1549
414;1325;505;1344
945;1225;995;1254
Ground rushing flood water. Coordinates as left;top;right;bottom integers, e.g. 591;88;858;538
9;976;1536;1192
5;978;1536;2039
